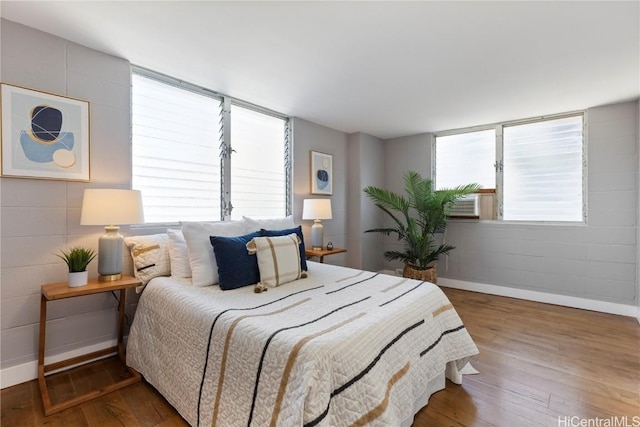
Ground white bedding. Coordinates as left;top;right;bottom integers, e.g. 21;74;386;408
127;262;478;427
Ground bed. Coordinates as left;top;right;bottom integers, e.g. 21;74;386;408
126;261;478;427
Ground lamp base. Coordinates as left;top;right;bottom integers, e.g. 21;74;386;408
310;219;324;251
98;225;124;281
99;273;122;282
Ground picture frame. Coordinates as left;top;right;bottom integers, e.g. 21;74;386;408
310;150;333;195
1;83;90;181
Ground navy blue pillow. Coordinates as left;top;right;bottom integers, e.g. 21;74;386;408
260;225;308;271
210;231;261;290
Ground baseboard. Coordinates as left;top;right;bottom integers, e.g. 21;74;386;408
1;338;117;389
378;269;637;317
438;277;637;318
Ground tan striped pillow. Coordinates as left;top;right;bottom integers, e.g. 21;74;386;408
247;233;305;287
124;234;171;285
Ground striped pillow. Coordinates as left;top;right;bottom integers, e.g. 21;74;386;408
124;233;171;285
247;233;305;287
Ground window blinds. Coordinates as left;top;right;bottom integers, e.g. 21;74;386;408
132;74;222;222
435;129;496;190
503;115;583;221
229;105;287;220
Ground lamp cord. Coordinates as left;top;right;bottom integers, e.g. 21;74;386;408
110;291;131;328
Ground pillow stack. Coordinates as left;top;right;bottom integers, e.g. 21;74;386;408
124;215;309;290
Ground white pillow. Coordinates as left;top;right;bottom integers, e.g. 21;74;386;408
124;234;171;285
181;220;247;287
247;233;305;288
167;228;191;278
243;216;295;233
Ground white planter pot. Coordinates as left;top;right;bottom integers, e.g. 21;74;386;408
68;271;89;287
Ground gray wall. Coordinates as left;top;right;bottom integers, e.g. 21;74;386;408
292;118;349;267
347;132;385;272
1;20;135;371
381;133;433;272
0;22;356;381
382;101;639;307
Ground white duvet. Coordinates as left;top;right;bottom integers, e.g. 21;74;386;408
127;262;478;427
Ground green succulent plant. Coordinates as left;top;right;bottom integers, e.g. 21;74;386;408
55;246;97;272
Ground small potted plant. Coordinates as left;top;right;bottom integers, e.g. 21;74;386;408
55;246;97;287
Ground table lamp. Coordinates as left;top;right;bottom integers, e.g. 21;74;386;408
80;189;144;281
302;198;332;250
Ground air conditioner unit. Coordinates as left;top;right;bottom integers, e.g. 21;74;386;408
449;194;479;217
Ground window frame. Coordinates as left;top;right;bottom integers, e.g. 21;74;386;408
433;111;587;224
131;66;292;225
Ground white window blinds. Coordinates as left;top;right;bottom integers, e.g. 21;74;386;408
132;70;291;224
434;113;585;222
132;74;222;222
230;105;287;220
503;115;583;221
435;129;496;190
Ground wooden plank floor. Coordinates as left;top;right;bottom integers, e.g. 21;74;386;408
2;288;639;426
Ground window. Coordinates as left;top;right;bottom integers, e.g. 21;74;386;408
434;114;584;222
132;74;222;222
132;70;290;223
435;129;495;190
503;116;583;221
229;105;287;220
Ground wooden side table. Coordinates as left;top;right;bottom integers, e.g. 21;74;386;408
305;247;347;263
38;275;142;416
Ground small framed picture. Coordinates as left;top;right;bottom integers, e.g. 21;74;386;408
1;83;90;181
310;150;333;195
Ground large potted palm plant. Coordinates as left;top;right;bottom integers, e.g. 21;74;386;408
364;170;480;284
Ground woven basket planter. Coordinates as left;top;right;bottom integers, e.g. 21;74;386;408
402;263;437;284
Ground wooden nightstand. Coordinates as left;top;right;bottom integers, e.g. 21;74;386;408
305;247;347;263
38;275;142;416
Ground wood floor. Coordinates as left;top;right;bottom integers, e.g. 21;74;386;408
2;288;639;426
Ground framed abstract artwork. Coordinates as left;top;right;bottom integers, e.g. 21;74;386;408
1;83;90;181
310;150;332;195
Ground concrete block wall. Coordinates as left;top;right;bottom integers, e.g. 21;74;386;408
0;19;138;379
0;22;358;386
382;101;639;308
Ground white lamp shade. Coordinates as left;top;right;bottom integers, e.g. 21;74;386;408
302;198;332;220
80;189;144;281
81;189;145;226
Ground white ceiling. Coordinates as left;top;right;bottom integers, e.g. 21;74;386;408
1;1;639;139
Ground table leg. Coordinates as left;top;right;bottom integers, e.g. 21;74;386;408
117;288;126;361
37;286;141;416
38;295;53;413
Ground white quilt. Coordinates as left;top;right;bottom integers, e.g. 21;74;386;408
127;262;478;427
